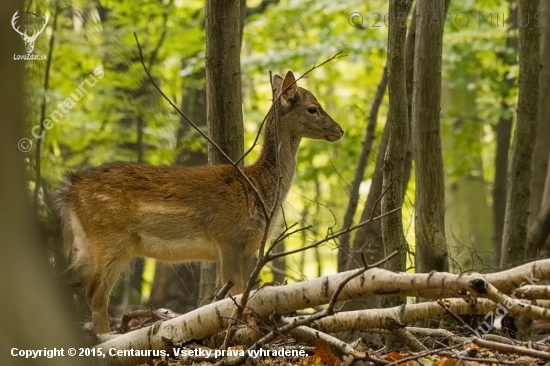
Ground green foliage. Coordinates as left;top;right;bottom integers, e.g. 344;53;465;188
25;0;517;285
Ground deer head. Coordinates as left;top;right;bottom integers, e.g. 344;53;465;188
11;10;49;54
272;71;344;142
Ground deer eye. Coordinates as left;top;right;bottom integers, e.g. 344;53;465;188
307;106;318;114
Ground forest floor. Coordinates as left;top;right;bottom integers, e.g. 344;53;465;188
122;327;550;366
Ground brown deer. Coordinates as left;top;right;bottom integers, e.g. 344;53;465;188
56;71;343;333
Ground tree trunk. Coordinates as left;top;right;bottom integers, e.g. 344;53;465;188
0;1;90;364
527;0;550;258
493;0;518;267
348;123;390;274
205;0;244;165
380;0;411;324
201;0;245;304
493;105;513;264
542;159;550;254
176;68;208;166
412;0;448;273
527;189;550;253
500;0;541;267
337;67;387;272
345;4;416;313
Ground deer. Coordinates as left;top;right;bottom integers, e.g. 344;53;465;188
11;10;49;54
55;71;343;333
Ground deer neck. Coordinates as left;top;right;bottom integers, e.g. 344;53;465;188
249;109;301;207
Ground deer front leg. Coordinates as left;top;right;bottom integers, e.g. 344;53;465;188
240;254;253;292
218;245;248;297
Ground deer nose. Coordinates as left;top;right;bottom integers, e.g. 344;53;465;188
337;126;344;135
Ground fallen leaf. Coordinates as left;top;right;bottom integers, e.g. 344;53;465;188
314;339;342;366
441;358;457;366
385;352;404;362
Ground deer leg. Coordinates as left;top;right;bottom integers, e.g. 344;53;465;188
85;247;129;334
240;254;253;293
218;246;246;296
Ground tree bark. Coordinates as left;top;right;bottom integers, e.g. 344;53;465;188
337;67;387;272
380;0;411;329
542;158;550;253
527;193;550;253
95;259;550;365
0;1;90;364
500;0;541;267
201;0;245;303
205;0;244;166
527;0;550;258
382;0;410;273
493;106;513;264
176;68;208;166
412;0;448;273
493;0;518;266
345;4;416;313
348;121;390;273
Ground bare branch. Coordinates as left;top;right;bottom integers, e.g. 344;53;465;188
213;281;234;303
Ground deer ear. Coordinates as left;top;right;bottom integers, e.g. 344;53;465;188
281;71;297;102
272;74;283;98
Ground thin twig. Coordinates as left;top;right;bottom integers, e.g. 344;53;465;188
34;5;59;207
213;281;234;303
270;207;400;261
386;344;463;366
266;224;312;257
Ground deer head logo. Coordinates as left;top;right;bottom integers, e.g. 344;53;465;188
11;11;49;54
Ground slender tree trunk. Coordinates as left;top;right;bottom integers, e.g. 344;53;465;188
271;241;286;283
493;105;513;264
346;6;416;315
493;0;518;266
527;0;550;258
33;5;59;208
527;188;550;254
530;151;550;256
500;0;541;267
337;67;387;272
201;0;245;304
412;0;448;273
542;158;550;253
381;0;411;320
205;0;244;165
176;68;208;166
348;123;390;275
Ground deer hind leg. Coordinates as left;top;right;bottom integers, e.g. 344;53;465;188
85;240;130;334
